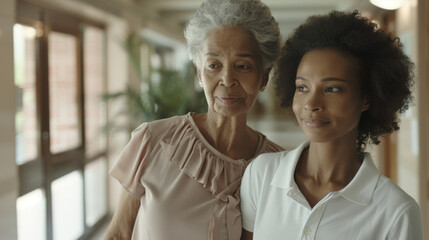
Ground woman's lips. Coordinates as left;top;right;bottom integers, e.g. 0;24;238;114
216;97;241;105
302;118;330;128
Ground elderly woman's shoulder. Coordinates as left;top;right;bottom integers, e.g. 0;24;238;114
262;139;285;153
131;114;189;137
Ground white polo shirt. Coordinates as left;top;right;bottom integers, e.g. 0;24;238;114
240;142;423;240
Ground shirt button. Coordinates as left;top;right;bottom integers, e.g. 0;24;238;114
304;228;311;235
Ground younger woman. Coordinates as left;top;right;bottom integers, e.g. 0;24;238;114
240;11;422;239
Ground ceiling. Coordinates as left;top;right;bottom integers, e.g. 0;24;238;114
136;0;384;39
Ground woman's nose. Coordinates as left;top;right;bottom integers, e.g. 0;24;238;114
219;67;238;87
304;93;323;112
304;104;322;112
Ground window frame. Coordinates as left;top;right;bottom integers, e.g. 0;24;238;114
16;1;108;239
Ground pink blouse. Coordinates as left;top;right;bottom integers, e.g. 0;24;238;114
110;113;283;240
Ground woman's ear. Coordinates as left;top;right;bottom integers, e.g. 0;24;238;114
260;67;272;91
194;62;203;88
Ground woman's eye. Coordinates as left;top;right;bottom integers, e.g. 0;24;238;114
237;64;250;70
296;85;308;92
208;63;218;69
325;86;342;93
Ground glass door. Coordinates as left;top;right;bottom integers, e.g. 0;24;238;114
15;2;108;239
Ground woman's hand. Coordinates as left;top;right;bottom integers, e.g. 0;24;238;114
103;189;141;240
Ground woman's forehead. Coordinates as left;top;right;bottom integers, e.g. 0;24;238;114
201;27;261;58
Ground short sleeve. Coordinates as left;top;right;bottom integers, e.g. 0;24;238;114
109;123;152;199
240;161;258;232
387;201;423;240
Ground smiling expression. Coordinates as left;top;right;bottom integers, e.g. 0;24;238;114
197;26;266;118
292;48;369;143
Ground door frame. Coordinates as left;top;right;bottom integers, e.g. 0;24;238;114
16;1;108;239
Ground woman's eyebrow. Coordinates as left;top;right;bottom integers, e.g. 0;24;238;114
206;52;219;57
295;76;347;82
205;52;255;59
236;53;255;59
322;77;347;82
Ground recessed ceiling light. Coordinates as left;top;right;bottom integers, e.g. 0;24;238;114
369;0;408;10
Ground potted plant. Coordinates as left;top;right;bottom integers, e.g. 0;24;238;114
104;32;207;133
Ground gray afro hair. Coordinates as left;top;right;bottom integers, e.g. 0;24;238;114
184;0;280;71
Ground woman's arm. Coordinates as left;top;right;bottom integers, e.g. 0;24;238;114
103;189;141;240
241;229;253;240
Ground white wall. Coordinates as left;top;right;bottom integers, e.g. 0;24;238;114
0;0;18;239
105;16;130;213
416;0;429;237
396;1;428;237
395;0;420;202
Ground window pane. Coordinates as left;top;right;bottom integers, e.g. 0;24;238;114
17;189;46;240
14;24;38;164
84;158;107;226
48;32;81;154
52;171;84;240
84;27;106;157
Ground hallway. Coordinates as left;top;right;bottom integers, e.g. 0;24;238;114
1;0;428;239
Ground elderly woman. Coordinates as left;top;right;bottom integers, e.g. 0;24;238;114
103;0;282;239
240;11;423;239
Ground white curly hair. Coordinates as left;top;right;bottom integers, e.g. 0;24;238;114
184;0;281;71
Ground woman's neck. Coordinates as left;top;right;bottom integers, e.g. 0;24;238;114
301;141;361;185
294;139;362;208
193;112;259;160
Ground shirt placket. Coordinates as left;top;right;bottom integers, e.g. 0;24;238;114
301;202;326;240
288;188;333;240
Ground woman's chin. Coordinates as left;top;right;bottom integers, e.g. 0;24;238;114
210;105;249;119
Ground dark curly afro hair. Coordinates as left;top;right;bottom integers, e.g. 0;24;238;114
273;10;414;152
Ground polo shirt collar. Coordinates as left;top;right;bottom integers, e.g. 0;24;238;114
271;141;309;190
270;141;381;206
338;153;380;206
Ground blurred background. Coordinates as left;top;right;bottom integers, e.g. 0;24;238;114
0;0;428;239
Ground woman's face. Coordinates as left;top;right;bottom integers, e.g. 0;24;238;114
292;48;369;143
197;26;266;119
